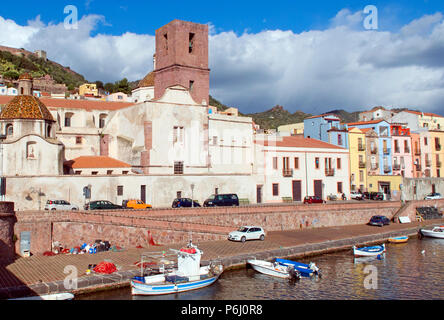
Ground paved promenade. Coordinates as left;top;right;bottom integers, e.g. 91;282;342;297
1;219;442;299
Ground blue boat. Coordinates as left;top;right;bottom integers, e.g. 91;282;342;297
274;258;321;277
353;244;385;257
130;241;223;296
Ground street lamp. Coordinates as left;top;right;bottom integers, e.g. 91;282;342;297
191;183;195;208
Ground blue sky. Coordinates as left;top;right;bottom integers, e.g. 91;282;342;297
2;0;443;34
1;0;444;115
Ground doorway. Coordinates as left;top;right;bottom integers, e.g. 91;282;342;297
292;180;302;201
314;180;323;198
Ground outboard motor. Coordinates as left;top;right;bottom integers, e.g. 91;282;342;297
287;266;301;281
309;262;321;277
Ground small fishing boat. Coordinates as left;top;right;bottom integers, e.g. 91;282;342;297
388;236;409;243
10;293;74;300
247;259;301;280
130;241;223;296
419;226;444;239
274;258;321;277
353;244;385;257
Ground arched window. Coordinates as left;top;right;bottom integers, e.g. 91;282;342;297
26;141;37;159
5;124;13;136
99;114;107;129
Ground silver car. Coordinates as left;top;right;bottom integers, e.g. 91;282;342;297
228;226;265;243
44;200;79;211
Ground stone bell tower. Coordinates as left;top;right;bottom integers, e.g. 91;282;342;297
154;19;210;105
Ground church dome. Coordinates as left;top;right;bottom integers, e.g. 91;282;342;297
138;71;155;88
18;72;33;81
0;95;54;121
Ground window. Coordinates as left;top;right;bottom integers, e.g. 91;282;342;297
75;171;82;175
76;136;82;144
174;161;184;174
272;183;279;196
122;171;129;175
173;126;184;144
337;158;341;170
424;137;428;146
338;134;342;145
337;182;343;193
177;191;182;198
294;157;299;169
5;124;13;136
315;157;320;169
164;33;168;52
212;136;218;145
99;114;107;129
107;170;113;175
273;157;278;170
189;33;195;53
65;113;73;127
359;170;364;182
91;171;98;175
189;80;194;92
117;186;123;196
26;142;36;159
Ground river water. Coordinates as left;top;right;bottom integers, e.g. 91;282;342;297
76;237;444;300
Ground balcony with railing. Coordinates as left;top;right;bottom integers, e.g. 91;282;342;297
359;161;366;168
384;165;391;173
383;148;391;155
415;164;422;171
393;164;401;171
414;149;421;156
282;168;294;177
325;168;335;176
371;148;378;154
404;147;410;153
426;159;432;167
370;163;379;170
358;144;365;151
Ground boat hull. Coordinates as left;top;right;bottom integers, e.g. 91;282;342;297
420;229;444;239
353;244;385;257
388;236;408;243
274;258;318;276
10;293;74;300
248;259;298;279
131;274;220;296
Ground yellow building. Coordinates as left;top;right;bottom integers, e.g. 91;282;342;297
79;83;99;97
277;122;304;135
367;175;403;200
348;127;367;191
430;130;444;178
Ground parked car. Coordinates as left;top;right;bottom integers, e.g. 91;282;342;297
228;226;265;243
370;192;384;201
122;199;152;209
203;194;239;207
45;200;79;211
368;215;390;227
350;191;363;200
424;193;442;200
84;200;123;210
172;198;201;208
303;196;326;204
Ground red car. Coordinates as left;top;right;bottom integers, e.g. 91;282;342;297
303;196;326;204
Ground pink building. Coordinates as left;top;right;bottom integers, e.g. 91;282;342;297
391;124;413;178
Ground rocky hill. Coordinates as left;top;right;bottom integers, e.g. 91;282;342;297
0;46;86;90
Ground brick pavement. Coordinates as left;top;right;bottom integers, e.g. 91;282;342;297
1;219;442;299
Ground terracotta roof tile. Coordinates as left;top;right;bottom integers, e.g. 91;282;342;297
0;96;133;112
65;156;131;169
0;95;54;121
138;71;155;88
347;119;386;126
258;135;345;149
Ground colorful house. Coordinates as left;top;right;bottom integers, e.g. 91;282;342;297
346;120;392;175
347;127;367;192
390;123;413;178
304;114;348;148
430;130;444;177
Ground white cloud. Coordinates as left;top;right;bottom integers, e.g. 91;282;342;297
0;9;444;115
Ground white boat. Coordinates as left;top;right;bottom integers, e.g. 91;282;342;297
10;293;74;300
353;244;386;257
274;258;321;277
247;259;301;280
130;241;223;296
419;226;444;239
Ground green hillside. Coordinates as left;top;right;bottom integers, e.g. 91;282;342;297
0;49;86;90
